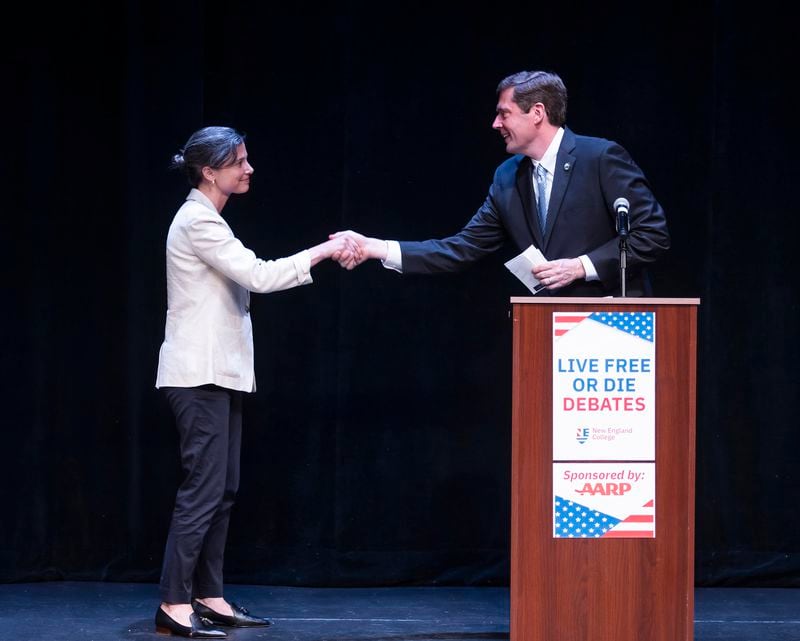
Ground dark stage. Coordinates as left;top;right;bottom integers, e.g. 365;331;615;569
3;4;799;641
1;582;799;641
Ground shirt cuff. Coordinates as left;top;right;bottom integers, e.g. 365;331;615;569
382;240;403;273
578;255;598;281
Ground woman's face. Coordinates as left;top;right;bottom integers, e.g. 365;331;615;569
213;143;254;195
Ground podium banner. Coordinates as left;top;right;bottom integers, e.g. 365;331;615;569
552;311;657;539
552;311;656;461
553;462;655;538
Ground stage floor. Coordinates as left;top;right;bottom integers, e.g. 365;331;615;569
1;582;799;640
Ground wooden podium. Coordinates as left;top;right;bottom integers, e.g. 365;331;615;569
510;297;699;641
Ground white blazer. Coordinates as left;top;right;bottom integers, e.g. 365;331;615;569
156;189;312;392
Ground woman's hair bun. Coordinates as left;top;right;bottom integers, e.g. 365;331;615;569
170;152;186;170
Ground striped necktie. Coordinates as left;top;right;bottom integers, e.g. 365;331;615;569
534;162;548;233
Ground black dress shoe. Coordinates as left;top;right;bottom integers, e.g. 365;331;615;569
155;607;227;638
192;600;272;627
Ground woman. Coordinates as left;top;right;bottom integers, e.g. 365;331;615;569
154;126;356;638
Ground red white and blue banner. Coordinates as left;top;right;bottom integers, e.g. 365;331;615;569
553;463;655;538
552;311;657;539
552;312;656;461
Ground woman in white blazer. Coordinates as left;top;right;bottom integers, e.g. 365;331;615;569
154;126;357;638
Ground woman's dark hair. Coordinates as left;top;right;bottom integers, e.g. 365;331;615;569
496;71;568;127
170;126;246;187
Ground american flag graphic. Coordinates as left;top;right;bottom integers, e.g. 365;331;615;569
553;312;654;342
553;312;592;337
554;496;655;538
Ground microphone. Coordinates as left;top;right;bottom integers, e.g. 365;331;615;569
613;197;630;238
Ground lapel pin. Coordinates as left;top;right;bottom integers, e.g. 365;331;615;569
563;162;571;172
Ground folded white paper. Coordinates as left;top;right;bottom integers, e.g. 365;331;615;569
504;245;548;294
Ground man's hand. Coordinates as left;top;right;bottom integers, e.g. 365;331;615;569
532;258;585;290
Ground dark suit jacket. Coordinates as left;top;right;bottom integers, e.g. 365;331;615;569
399;128;670;296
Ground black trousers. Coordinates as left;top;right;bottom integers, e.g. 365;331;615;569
159;385;243;604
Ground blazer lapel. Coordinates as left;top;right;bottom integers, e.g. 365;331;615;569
515;156;544;249
542;129;577;250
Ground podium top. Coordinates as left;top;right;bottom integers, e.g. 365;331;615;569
510;297;700;305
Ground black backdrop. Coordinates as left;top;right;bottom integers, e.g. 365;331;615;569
2;0;797;587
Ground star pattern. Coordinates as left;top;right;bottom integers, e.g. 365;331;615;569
554;496;622;538
591;312;654;342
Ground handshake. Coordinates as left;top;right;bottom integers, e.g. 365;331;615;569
310;229;586;289
313;230;389;271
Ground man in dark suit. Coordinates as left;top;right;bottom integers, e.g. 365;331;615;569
333;70;669;296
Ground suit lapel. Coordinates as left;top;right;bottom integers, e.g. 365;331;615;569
515;156;544;249
542;129;576;250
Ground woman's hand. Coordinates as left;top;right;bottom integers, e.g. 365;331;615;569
308;234;362;268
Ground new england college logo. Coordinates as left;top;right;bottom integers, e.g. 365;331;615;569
576;427;589;444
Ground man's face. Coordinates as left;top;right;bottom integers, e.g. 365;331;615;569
492;87;538;155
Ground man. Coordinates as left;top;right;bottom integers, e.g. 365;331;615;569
334;70;669;296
